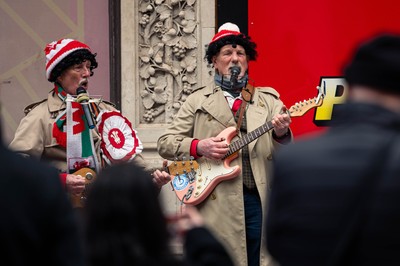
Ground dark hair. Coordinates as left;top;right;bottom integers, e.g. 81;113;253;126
344;33;400;94
205;33;258;64
48;49;98;82
84;162;174;266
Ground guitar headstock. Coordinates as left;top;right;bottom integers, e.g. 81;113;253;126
167;159;199;176
289;93;324;118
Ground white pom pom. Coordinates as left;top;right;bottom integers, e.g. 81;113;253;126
218;22;240;33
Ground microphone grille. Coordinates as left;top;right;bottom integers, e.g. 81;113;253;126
230;66;241;75
76;87;86;95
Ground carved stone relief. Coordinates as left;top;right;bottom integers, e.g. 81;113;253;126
138;0;198;124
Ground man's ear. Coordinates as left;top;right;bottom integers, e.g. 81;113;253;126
212;56;217;65
212;56;218;72
56;74;63;84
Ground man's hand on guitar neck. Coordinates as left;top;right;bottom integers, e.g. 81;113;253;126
65;174;86;195
271;105;292;138
152;159;172;189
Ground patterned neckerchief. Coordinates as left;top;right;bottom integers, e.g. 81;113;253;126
54;83;68;101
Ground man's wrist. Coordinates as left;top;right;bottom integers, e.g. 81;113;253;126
190;139;201;158
273;130;290;140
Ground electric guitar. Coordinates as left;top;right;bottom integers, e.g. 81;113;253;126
70;167;96;208
169;94;324;205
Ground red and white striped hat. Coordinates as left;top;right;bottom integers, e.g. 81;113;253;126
44;39;91;80
210;22;241;44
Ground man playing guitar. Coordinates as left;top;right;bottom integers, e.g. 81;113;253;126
157;22;292;266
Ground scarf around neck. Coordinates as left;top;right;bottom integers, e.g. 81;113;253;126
52;84;99;173
214;72;248;98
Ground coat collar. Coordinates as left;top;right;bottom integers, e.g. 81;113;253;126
47;89;66;113
201;85;237;128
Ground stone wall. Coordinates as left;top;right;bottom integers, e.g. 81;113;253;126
120;0;216;214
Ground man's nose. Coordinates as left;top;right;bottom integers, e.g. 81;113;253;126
231;52;239;63
82;66;90;76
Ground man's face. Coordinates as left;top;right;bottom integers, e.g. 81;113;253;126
56;60;91;95
212;44;248;78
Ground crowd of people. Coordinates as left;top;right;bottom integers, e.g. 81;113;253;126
3;19;400;266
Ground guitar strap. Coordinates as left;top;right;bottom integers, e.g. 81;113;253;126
236;83;255;133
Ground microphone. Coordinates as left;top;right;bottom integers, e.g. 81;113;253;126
229;66;241;88
76;87;95;129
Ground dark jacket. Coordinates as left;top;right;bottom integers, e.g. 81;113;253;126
184;227;235;266
266;102;400;266
0;141;84;266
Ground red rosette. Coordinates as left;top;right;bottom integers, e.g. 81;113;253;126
97;110;143;164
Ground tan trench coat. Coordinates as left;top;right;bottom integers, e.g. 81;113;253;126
9;89;147;172
158;83;292;266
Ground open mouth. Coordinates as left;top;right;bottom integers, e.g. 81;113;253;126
79;79;88;89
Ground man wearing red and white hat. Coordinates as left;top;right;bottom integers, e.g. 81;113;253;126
158;22;292;266
9;39;170;201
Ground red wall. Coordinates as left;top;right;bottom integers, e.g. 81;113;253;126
248;0;400;138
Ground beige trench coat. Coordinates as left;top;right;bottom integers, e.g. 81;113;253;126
9;89;147;172
158;83;292;266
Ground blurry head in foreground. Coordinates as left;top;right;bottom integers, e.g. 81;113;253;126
344;34;400;96
85;162;171;265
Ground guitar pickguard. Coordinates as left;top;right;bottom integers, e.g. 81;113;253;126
194;158;237;196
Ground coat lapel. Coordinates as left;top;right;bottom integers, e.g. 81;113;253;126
201;88;236;128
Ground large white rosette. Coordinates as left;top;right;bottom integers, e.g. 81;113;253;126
97;110;143;165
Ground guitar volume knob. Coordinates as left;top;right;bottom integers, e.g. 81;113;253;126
86;173;94;180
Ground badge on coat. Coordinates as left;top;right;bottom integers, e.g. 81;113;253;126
97;110;143;165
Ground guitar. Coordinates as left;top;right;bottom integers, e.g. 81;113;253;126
169;94;324;205
70;167;96;208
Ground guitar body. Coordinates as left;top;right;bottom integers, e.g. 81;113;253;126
69;167;96;208
170;127;241;205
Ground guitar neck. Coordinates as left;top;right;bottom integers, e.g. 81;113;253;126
224;120;274;158
222;94;324;159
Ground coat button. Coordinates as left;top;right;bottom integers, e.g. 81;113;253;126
267;154;273;160
210;193;217;200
